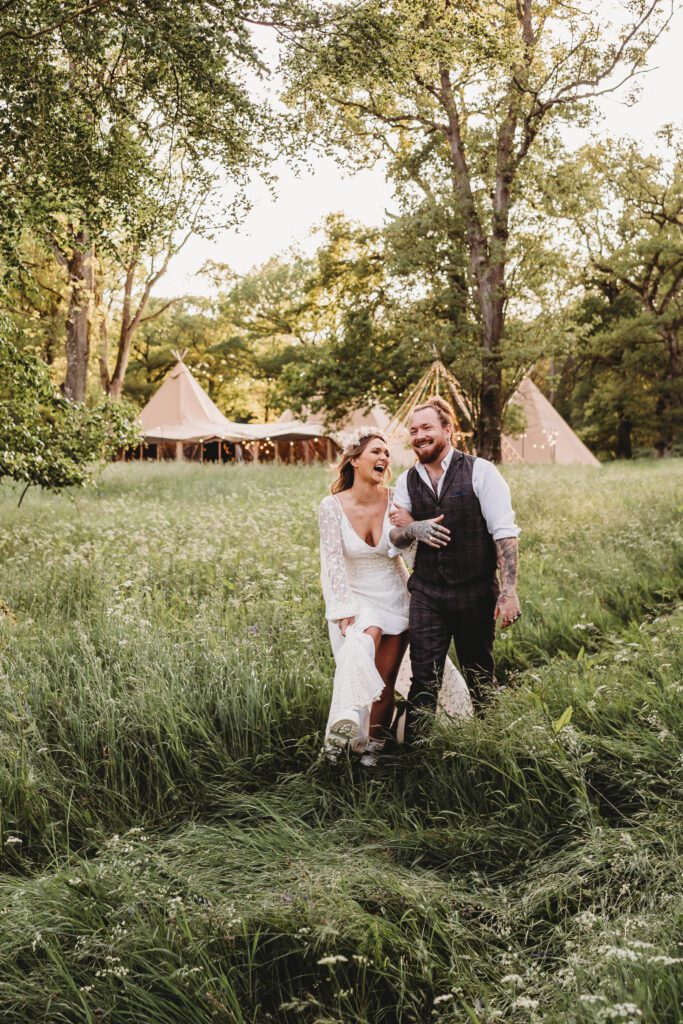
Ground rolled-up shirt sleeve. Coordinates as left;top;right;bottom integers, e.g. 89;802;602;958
384;470;412;557
473;459;521;541
391;471;411;512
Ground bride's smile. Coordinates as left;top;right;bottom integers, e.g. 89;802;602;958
350;439;390;487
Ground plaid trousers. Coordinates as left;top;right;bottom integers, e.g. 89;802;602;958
405;575;499;739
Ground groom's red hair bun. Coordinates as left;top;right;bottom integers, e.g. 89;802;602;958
413;395;455;429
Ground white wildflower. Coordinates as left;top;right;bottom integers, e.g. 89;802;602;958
317;955;348;966
4;836;22;845
599;946;639;961
512;996;539;1009
433;994;453;1005
501;974;524;986
605;1003;642;1019
95;955;129;979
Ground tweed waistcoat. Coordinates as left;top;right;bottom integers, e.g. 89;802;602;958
407;451;497;591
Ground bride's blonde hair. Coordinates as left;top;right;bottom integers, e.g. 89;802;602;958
331;431;389;493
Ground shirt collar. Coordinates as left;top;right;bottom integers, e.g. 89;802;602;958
440;445;454;471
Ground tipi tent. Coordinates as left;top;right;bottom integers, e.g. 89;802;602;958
137;355;341;463
504;377;600;467
139;354;253;459
379;361;599;468
277;405;414;467
241;418;340;463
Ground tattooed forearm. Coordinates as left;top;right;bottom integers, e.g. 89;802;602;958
495;537;518;593
389;525;414;549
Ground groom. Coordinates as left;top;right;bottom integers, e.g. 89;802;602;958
388;396;521;740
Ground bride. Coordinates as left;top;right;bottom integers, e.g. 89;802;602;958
319;427;468;766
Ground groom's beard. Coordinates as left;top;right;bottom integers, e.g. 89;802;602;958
414;440;449;465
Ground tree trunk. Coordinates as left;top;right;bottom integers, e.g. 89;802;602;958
43;297;61;366
654;329;680;457
108;266;136;400
616;412;632;459
63;233;93;402
108;261;174;401
109;322;134;400
97;278;111;393
475;267;505;462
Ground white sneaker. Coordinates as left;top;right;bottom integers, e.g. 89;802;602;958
360;739;385;767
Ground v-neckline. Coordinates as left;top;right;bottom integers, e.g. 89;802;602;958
334;490;390;550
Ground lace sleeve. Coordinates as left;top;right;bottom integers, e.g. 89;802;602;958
319;497;358;622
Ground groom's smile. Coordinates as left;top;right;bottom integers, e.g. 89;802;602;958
412;432;447;464
409;406;453;464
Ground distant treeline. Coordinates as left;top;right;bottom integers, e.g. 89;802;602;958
1;1;680;459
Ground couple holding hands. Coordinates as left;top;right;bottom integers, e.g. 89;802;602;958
318;395;521;766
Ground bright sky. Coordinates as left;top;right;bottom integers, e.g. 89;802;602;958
160;7;683;298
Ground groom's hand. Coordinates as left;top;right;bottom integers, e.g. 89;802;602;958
495;591;521;629
406;515;451;549
389;515;450;549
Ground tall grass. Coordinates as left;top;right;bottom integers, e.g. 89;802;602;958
0;460;681;1022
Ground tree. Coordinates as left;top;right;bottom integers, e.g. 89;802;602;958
0;234;67;367
0;334;140;503
0;0;273;401
123;296;256;420
575;135;683;455
208;252;327;420
97;160;219;401
210;210;562;430
553;287;657;459
282;0;671;459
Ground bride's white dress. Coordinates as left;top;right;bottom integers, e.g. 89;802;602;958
319;489;471;750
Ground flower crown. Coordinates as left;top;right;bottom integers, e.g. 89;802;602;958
341;426;388;456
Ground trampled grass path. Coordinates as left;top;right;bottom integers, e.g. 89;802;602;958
0;461;681;1022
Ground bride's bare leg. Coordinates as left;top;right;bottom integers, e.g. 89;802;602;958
364;629;409;739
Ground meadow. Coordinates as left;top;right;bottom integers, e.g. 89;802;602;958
0;460;681;1024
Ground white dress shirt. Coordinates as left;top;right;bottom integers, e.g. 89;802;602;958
388;447;520;553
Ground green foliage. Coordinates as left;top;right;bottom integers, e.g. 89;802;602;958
280;0;670;457
0;461;681;1020
206;214;476;423
556;135;683;457
0;337;140;494
0;0;269;254
0;0;277;400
